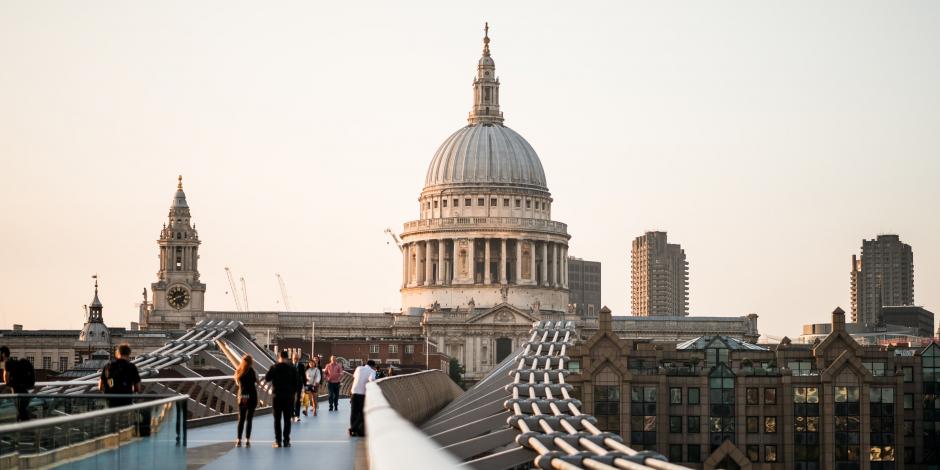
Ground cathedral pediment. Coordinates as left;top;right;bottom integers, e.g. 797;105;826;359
466;303;538;325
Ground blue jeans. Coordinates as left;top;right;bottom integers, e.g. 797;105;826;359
328;382;340;409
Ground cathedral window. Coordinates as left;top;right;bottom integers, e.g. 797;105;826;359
453;199;459;207
515;199;521;208
465;198;471;206
490;198;496;206
176;233;182;239
484;87;491;102
433;200;438;208
526;200;531;209
442;199;447;207
503;198;509;207
477;197;484;206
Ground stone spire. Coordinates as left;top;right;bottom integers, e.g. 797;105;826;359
468;22;504;126
89;275;103;322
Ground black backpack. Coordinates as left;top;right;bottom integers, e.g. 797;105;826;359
104;361;133;394
9;358;36;390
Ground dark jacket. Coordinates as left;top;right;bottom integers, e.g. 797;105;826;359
237;368;258;401
265;362;298;400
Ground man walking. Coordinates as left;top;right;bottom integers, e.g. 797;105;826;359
1;345;35;422
98;344;141;408
265;350;298;448
291;352;307;422
324;356;343;411
348;359;376;437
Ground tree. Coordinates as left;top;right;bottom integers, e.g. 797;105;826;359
448;358;465;388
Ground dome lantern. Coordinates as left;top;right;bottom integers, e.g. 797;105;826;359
468;22;503;126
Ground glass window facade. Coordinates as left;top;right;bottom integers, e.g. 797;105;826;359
630;385;657;450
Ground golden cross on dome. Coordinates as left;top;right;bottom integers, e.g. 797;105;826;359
177;174;183;190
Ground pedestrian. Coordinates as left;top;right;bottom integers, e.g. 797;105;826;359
303;357;321;417
234;354;257;447
348;359;376;437
291;352;307;422
265;350;297;448
324;356;343;412
98;344;141;408
1;345;35;422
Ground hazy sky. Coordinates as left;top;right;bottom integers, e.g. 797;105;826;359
2;1;938;338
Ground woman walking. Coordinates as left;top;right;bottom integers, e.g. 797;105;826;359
303;357;322;416
235;354;258;447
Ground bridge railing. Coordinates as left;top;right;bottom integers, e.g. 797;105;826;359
365;371;463;470
0;394;187;470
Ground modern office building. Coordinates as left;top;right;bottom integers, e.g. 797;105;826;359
631;231;689;317
851;234;914;327
568;257;601;317
569;306;940;469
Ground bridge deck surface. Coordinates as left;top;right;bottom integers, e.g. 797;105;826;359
186;398;364;469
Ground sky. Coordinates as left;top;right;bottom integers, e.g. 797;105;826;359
1;1;938;338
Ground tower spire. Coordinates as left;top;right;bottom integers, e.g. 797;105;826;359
177;174;183;190
468;23;503;125
483;22;490;56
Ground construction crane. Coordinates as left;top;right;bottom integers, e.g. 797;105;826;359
240;277;249;311
384;227;403;251
224;267;244;312
276;273;291;311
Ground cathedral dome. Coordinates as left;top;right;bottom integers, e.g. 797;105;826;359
424;124;547;190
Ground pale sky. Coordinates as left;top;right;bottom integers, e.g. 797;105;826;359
1;1;938;339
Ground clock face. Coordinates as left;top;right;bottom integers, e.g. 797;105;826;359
167;286;190;310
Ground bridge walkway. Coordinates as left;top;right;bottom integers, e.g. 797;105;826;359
186;398;365;469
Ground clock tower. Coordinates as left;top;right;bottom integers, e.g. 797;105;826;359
144;176;206;330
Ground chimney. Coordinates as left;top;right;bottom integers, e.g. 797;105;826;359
599;306;612;332
832;307;846;332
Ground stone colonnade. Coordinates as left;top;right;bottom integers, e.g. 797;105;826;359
401;237;568;289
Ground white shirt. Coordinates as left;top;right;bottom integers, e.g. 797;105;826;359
306;367;321;385
351;365;376;395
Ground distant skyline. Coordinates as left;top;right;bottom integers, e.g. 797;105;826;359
1;1;938;338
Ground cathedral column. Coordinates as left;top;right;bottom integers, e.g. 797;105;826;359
515;239;522;284
468;238;476;284
437;239;446;285
552;243;559;287
541;242;548;286
402;243;408;288
425;240;434;285
561;245;568;288
529;241;536;285
500;238;507;285
484;238;491;284
411;243;418;286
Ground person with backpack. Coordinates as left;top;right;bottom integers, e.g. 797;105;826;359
1;346;35;422
98;344;141;407
265;350;298;448
291;352;307;423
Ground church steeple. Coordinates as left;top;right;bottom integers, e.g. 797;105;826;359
88;275;103;323
468;23;504;126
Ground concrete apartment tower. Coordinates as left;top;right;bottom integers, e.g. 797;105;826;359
850;234;914;326
631;231;689;316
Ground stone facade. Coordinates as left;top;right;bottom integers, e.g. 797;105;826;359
141;175;206;331
632;231;689;316
851;235;914;327
569;307;940;469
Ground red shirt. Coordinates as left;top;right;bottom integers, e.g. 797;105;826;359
324;362;344;383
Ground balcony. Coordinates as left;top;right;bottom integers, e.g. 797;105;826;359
402;217;568;236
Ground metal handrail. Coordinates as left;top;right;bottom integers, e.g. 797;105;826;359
0;394;186;434
33;376;234;387
365;380;462;470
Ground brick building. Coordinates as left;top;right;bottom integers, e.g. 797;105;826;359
568;307;940;469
